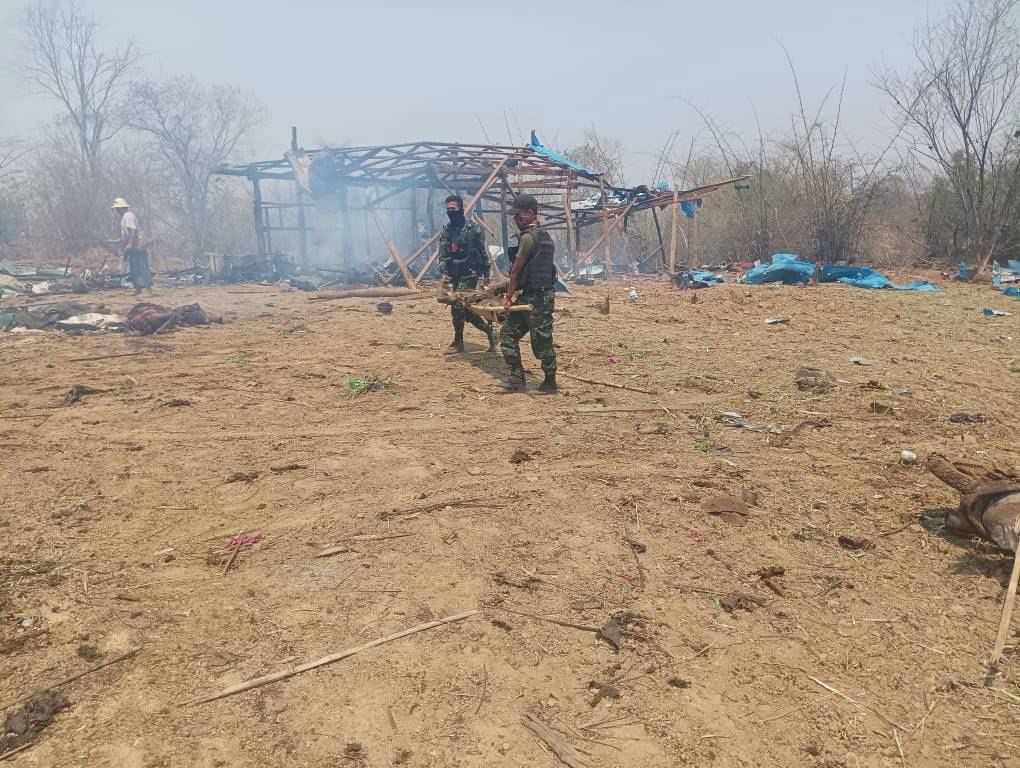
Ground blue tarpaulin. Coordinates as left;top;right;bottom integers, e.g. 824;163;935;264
529;131;599;179
1004;286;1020;298
681;199;703;219
819;265;940;292
744;253;815;285
689;269;724;287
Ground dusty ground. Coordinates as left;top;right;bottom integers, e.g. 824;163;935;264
1;274;1019;768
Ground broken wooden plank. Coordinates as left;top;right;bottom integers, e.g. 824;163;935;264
523;714;589;768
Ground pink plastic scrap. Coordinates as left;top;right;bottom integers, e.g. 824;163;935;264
608;355;621;364
226;532;263;549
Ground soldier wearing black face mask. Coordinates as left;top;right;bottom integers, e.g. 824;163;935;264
437;194;494;353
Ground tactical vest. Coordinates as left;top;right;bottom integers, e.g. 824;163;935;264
517;227;556;290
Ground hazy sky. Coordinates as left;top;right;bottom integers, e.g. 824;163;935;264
0;0;951;181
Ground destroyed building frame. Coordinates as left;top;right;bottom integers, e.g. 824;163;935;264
215;129;747;287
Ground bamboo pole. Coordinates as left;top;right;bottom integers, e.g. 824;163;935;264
563;173;576;275
990;552;1020;670
669;190;679;274
600;177;611;281
370;207;416;289
184;611;476;706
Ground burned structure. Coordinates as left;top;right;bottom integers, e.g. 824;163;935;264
215;129;746;286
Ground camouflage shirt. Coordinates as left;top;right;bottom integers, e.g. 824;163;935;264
437;219;489;280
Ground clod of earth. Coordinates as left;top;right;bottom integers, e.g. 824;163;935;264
509;449;532;464
160;398;192;407
76;644;100;662
375;302;393;315
0;690;70;754
491;619;513;631
225;471;259;484
949;412;986;424
702;495;750;526
270;463;307;473
757;565;785;579
794;366;834;394
667;677;691;689
869;402;895;415
587;680;620;706
837;535;875;551
719;592;762;613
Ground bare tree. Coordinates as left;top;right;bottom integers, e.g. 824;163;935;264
0;139;27;180
126;77;266;258
877;0;1020;273
17;0;139;175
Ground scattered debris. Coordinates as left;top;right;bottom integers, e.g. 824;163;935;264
0;649;138;713
837;535;875;551
667;677;691;689
224;471;259;484
757;565;786;596
288;277;319;292
717;411;782;434
446;390;465;401
702;495;750;526
0;691;70;754
343;742;364;761
741;489;759;506
900;450;918;465
161;398;192;408
607;355;622;364
62;384;106;406
522;714;589;768
491;619;513;631
596;611;643;652
949;412;986;424
184;610;476;705
345;373;394;398
270;463;307;473
765;316;789;325
56;313;124;332
492;572;540;591
375;302;394;315
792;526;828;542
983;308;1011;317
869;402;895;415
849;356;879;366
308;287;422;302
794;367;834;394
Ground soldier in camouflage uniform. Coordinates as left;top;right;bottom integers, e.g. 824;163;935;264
438;194;495;353
500;194;557;394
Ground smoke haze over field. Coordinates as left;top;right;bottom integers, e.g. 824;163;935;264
0;0;952;180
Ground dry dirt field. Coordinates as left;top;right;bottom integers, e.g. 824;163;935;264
1;275;1019;768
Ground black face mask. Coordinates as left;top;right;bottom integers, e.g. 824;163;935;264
447;210;465;228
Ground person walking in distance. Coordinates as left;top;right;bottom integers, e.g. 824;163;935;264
111;198;152;295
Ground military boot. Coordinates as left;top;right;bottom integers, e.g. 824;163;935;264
445;325;465;354
485;323;498;353
537;372;558;395
502;364;527;392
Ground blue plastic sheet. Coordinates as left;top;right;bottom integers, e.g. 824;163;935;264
681;199;702;219
529;131;599;179
689;269;724;287
744;254;815;285
957;262;976;281
1009;260;1020;273
1004;286;1020;298
819;265;939;292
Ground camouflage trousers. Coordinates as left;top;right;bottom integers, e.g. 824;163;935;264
450;277;492;336
500;287;556;375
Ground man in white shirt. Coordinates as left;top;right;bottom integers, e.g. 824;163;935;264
112;197;152;295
